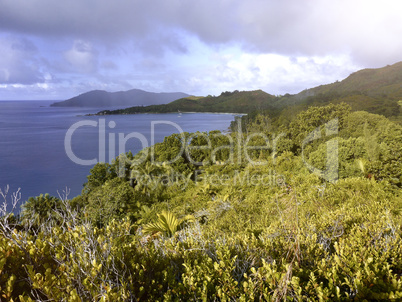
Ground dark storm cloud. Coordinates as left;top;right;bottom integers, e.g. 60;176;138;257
1;0;401;99
1;0;401;66
0;1;149;38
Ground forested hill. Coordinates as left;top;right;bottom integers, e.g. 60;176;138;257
274;61;402;122
95;90;277;115
95;62;402;123
50;89;190;107
300;61;402;97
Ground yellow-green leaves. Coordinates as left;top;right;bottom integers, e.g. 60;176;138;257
142;211;194;237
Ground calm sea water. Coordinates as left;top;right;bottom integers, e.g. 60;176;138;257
0;101;236;208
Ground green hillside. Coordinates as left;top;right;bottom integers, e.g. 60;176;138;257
3;103;402;300
305;61;402;97
170;90;276;112
96;90;277;115
273;61;402;124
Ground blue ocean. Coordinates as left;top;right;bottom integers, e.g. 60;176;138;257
0;101;236;208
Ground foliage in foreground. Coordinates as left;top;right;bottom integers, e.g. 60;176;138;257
1;178;402;301
0;103;401;301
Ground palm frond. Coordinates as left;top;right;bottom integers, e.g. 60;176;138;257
142;211;195;237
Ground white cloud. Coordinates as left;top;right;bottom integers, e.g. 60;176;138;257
0;68;10;82
156;42;360;96
64;40;98;73
0;36;44;84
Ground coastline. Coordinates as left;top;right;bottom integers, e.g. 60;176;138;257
86;111;247;117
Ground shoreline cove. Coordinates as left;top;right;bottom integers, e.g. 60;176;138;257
0;101;236;204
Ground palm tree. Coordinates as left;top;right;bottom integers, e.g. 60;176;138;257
142;211;195;237
21;193;63;227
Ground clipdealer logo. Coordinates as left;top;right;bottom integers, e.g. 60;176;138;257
63;117;339;187
63;118;287;188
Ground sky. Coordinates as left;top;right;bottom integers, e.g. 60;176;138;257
0;0;402;100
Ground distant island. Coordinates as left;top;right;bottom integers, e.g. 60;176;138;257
91;90;278;115
88;62;402;124
50;89;190;107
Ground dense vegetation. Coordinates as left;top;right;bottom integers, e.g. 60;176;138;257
1;101;401;300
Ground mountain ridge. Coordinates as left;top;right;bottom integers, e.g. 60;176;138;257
64;61;402;122
95;89;278;115
50;89;190;107
270;61;402;123
299;61;402;98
